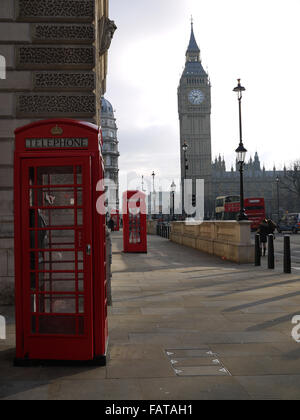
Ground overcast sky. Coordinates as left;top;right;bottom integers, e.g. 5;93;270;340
107;0;300;193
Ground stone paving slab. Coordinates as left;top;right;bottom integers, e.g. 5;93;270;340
1;231;300;400
220;355;300;376
136;376;251;400
106;358;175;379
209;343;283;357
109;343;168;360
236;375;300;400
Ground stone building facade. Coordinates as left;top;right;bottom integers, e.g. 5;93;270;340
100;96;120;213
178;23;297;218
0;0;116;303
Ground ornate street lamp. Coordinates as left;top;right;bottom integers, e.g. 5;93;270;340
233;79;248;221
182;141;188;219
170;180;176;221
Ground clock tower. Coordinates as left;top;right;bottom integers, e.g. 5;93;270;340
178;22;212;216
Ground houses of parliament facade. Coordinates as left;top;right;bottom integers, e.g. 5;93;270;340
178;22;297;218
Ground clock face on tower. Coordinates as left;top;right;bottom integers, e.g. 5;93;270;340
188;89;205;105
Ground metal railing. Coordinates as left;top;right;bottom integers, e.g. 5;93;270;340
156;223;171;239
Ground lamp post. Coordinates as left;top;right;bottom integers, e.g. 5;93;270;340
170;181;176;221
152;171;156;218
141;175;145;192
182;141;188;219
233;79;248;221
276;175;280;223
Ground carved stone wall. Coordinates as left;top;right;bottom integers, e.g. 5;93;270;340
16;0;95;22
16;46;95;69
0;0;110;303
32;24;95;43
33;71;95;90
17;94;96;117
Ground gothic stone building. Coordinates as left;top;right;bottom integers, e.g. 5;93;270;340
0;0;116;303
211;154;298;218
178;23;297;218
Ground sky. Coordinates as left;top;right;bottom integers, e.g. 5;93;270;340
107;0;300;193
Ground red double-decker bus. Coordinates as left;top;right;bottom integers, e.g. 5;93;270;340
215;196;265;230
244;197;266;230
215;195;240;220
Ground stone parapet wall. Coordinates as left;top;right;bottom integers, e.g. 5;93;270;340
146;220;158;235
170;221;254;264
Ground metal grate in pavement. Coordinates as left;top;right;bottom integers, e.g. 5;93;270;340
165;348;231;377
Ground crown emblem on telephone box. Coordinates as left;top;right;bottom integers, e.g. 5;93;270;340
51;125;63;136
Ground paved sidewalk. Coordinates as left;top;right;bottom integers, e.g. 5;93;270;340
1;232;300;400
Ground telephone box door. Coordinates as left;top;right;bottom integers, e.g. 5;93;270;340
20;157;94;361
123;191;147;253
111;210;120;232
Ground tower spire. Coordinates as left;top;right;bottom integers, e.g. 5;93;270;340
187;19;200;55
183;19;207;76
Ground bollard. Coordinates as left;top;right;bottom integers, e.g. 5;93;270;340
284;235;291;273
268;234;275;269
255;234;261;266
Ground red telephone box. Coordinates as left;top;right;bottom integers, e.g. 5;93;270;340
123;190;147;253
111;209;120;232
14;119;108;365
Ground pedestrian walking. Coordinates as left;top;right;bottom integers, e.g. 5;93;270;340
257;218;269;256
108;217;115;232
267;218;277;236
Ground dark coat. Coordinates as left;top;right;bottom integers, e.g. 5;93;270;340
267;219;277;234
257;220;269;242
108;218;115;231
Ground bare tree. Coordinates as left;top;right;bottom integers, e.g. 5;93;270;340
280;160;300;198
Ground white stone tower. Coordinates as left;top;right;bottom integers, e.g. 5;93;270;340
101;96;120;212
